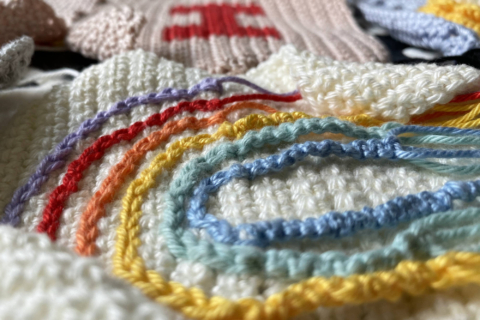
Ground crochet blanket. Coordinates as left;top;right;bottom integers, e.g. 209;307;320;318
2;46;480;320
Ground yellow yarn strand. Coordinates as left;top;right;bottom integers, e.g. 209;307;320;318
419;0;480;36
113;110;480;320
418;102;480;128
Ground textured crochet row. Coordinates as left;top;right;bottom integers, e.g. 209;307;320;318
246;46;480;121
40;94;480;247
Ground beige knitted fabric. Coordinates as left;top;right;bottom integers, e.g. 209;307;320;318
61;0;388;74
0;0;66;47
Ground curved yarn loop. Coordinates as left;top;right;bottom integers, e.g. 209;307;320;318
1;76;298;227
108;112;480;320
37;93;301;240
186;134;480;247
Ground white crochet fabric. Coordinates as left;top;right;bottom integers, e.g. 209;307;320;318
0;225;183;320
1;47;480;319
246;45;480;121
0;36;34;89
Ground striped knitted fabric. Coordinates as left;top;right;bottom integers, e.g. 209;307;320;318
0;0;66;47
0;36;34;89
355;0;480;56
3;48;480;319
60;0;388;74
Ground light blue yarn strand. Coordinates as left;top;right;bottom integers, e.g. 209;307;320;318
187;132;480;247
160;117;480;279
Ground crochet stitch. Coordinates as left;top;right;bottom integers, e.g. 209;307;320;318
72;96;480;256
66;5;147;61
186;134;480;247
6;48;480;320
1;75;298;228
0;37;34;89
63;0;388;73
109;113;480;320
355;0;480;56
245;46;480;121
37;93;300;240
153;118;480;278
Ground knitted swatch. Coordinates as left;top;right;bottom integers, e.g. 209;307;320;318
0;37;34;89
0;0;66;46
247;45;480;121
63;0;388;74
3;48;480;319
355;0;480;56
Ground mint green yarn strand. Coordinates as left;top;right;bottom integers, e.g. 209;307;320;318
160;117;480;280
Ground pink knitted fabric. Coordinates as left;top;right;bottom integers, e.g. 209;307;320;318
0;0;66;47
62;0;388;74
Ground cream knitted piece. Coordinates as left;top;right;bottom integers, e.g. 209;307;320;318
63;0;388;74
246;45;480;121
0;36;34;89
0;225;184;320
2;48;480;319
0;0;66;46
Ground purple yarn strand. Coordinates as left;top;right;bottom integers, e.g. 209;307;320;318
1;76;299;226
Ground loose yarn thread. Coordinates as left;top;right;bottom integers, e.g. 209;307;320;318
38;93;300;241
186;133;480;247
1;76;298;227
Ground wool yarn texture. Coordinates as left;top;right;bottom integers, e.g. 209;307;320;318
116;115;480;280
0;225;185;320
3;47;480;319
106;112;480;319
355;0;480;56
2;226;480;320
0;0;66;46
61;0;387;73
0;36;34;89
247;45;480;121
7;45;480;230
